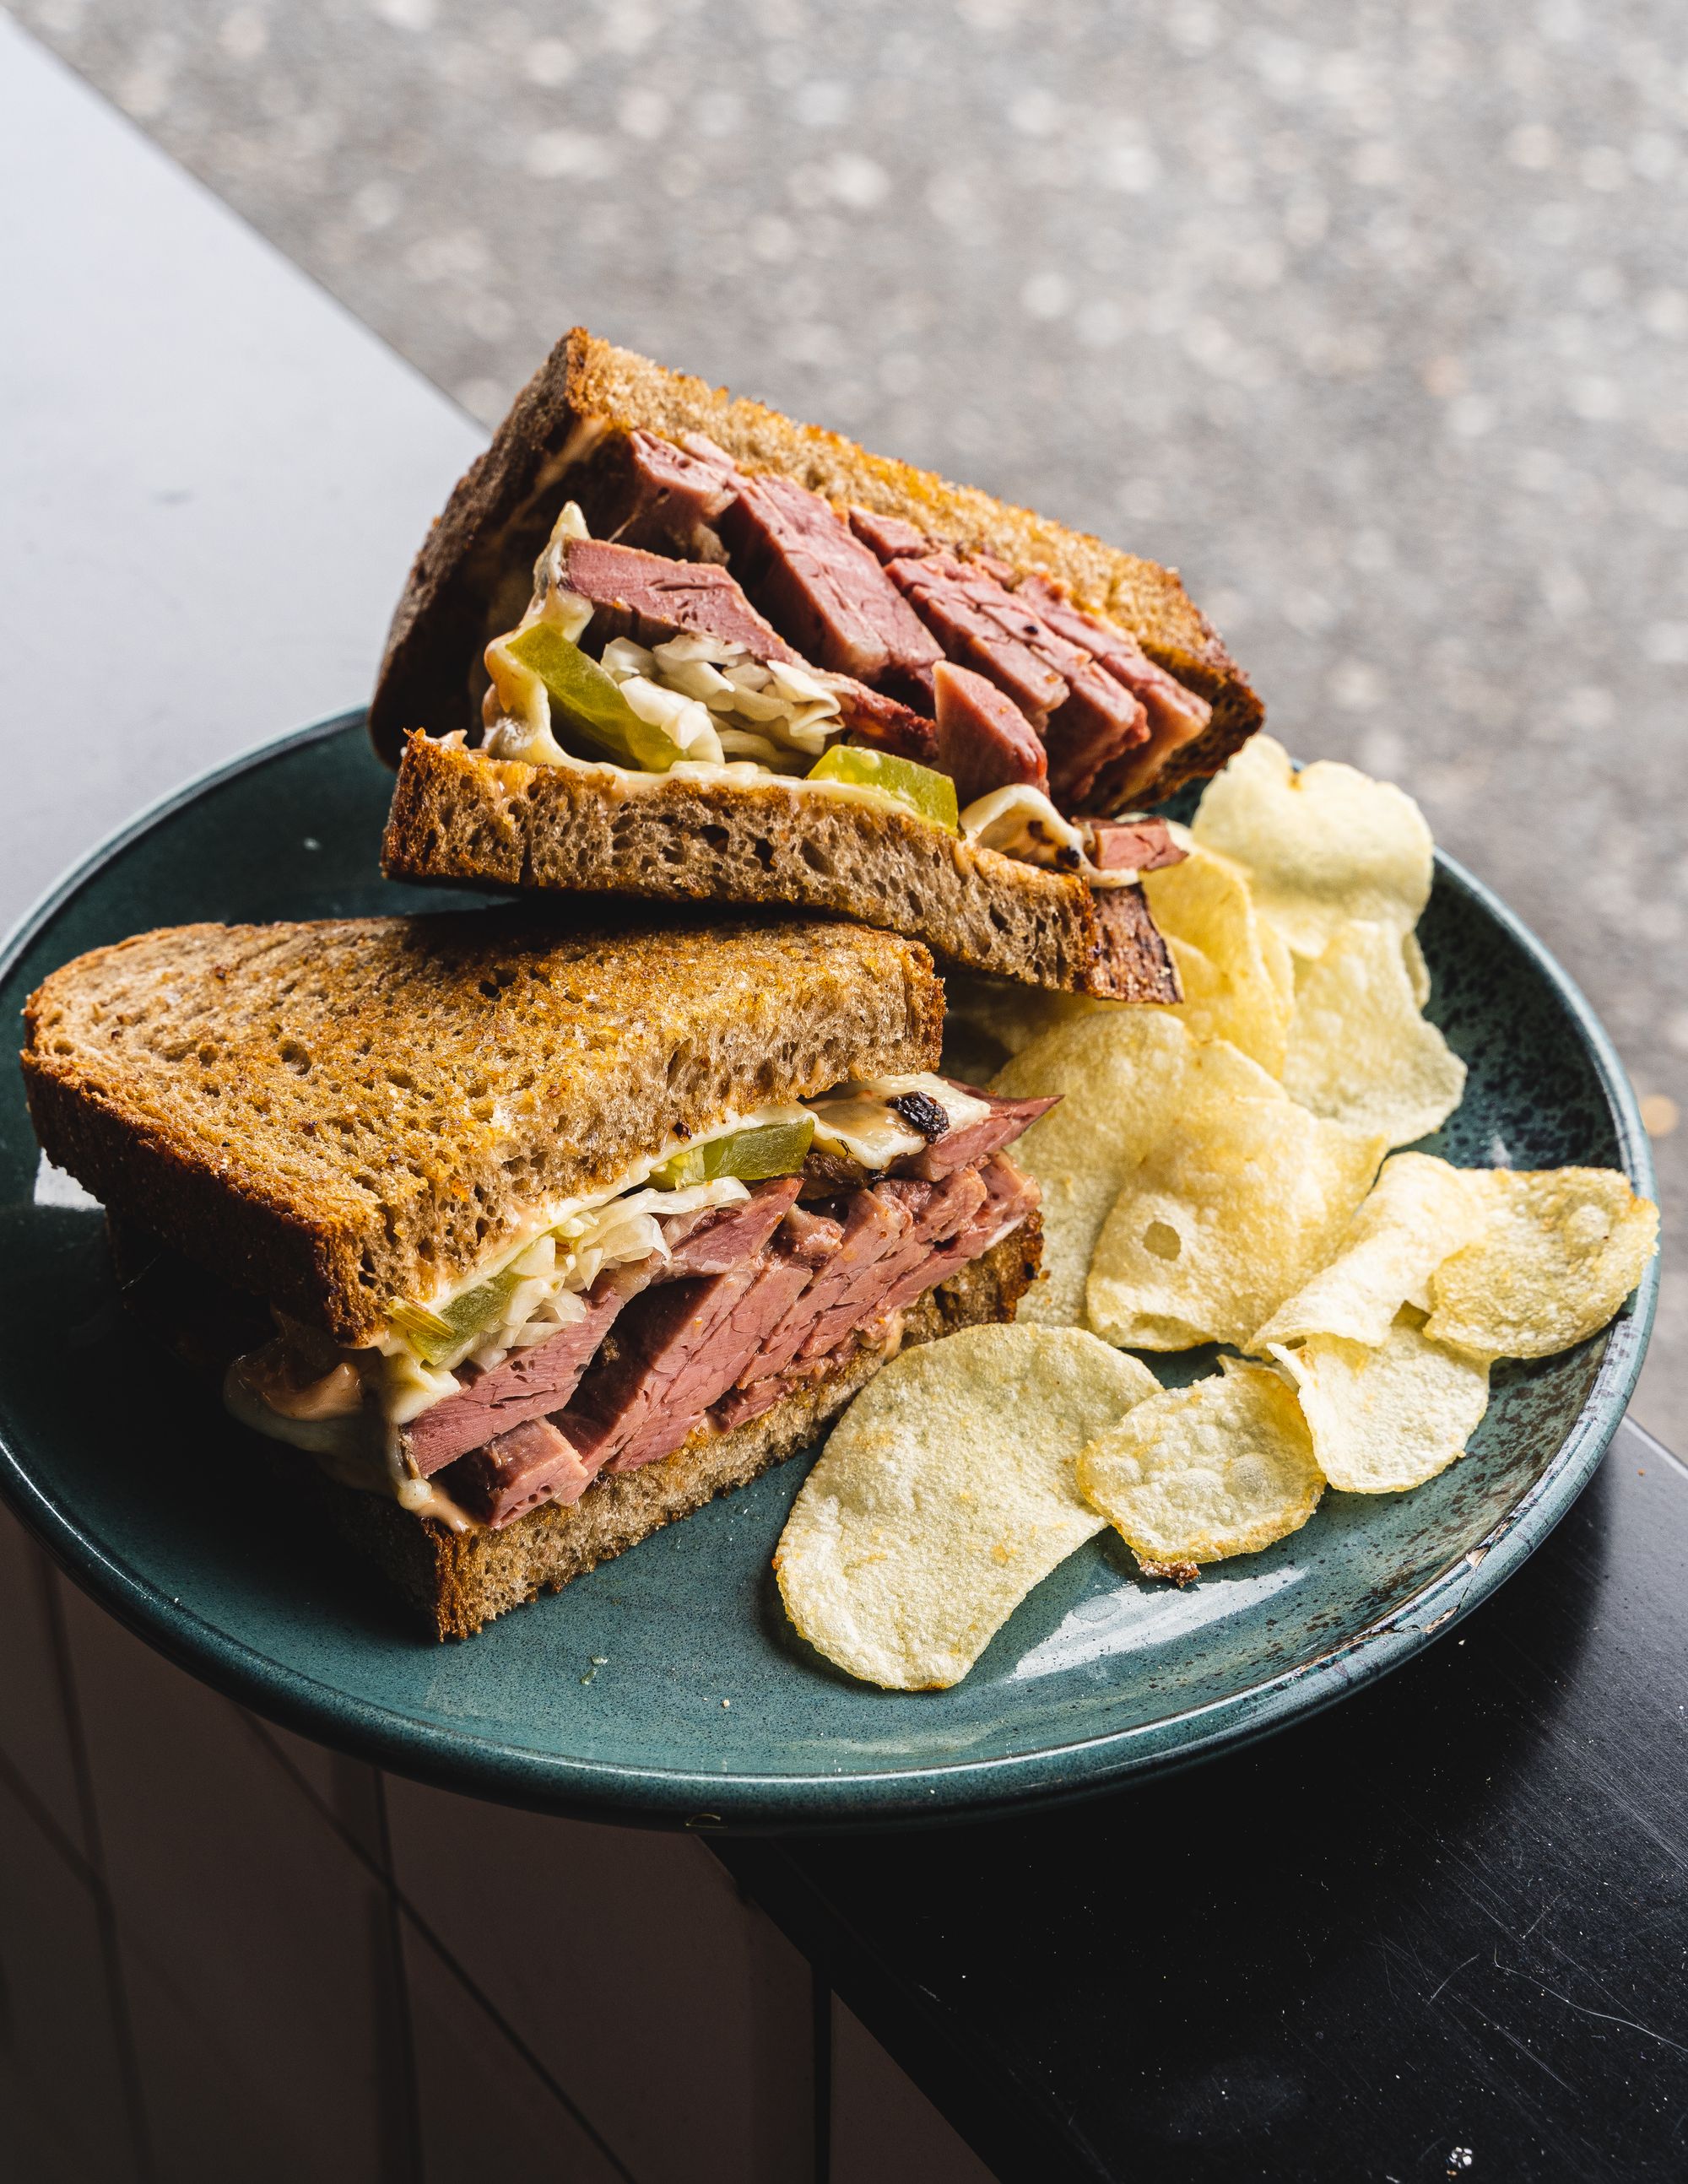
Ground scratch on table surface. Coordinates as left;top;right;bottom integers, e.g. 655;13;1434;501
1605;1784;1688;1877
1427;1954;1480;2006
1470;2003;1579;2095
1517;1893;1562;1943
1491;1959;1688;2056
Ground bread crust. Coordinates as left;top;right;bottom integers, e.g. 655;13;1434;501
311;1214;1042;1640
22;913;942;1347
381;733;1178;1003
369;327;1263;799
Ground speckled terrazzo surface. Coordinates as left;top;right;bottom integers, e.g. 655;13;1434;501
17;0;1684;1435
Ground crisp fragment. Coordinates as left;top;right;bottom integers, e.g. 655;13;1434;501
1271;1318;1491;1492
1192;734;1434;961
1251;1152;1487;1350
1087;1044;1387;1349
1077;1357;1323;1569
1424;1168;1659;1360
1143;835;1293;1076
1282;920;1466;1148
990;1011;1193;1327
775;1326;1161;1689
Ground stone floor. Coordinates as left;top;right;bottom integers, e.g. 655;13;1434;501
19;0;1687;1438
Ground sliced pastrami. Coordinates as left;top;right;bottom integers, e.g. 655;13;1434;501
1015;574;1210;767
886;554;1147;809
868;1171;1004;1321
901;1089;1059;1181
566;1246;817;1477
933;661;1048;805
403;1180;798;1474
446;1415;598;1529
560;538;801;662
609;430;738;558
847;506;930;560
714;1159;1031;1430
1085;817;1187;874
661;1176;803;1277
749;1186;906;1380
705;465;944;695
886;550;1067;725
403;1268;645;1477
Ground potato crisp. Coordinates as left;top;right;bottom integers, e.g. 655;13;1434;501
1282;920;1467;1148
1191;733;1434;961
1424;1168;1659;1360
1078;1358;1323;1569
1086;1042;1387;1349
775;1326;1159;1689
1270;1319;1491;1493
1251;1152;1487;1350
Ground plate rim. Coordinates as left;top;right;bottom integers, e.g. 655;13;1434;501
0;716;1660;1831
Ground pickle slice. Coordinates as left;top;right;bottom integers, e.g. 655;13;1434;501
807;745;960;831
504;623;681;772
391;1265;524;1367
649;1116;817;1191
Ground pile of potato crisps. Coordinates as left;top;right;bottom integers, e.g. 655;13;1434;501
776;737;1658;1690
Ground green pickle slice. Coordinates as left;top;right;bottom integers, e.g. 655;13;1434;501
649;1116;816;1191
807;745;960;831
504;623;680;772
391;1265;525;1368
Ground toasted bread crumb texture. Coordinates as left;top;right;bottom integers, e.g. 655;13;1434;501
23;913;941;1347
370;328;1263;795
320;1214;1041;1639
383;734;1179;1006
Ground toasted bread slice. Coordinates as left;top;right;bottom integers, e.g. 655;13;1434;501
382;732;1178;1003
23;911;941;1349
369;329;1260;1000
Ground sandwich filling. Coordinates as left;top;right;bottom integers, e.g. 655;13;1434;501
474;428;1204;889
226;1073;1052;1535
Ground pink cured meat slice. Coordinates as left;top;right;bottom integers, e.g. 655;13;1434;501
901;1089;1059;1181
403;1271;642;1477
403;1180;798;1474
714;1158;1038;1430
886;551;1067;724
560;537;802;662
885;553;1148;810
829;678;940;764
756;1187;912;1376
1085;818;1187;873
566;1248;817;1477
451;1416;598;1530
707;463;944;691
933;662;1048;805
613;430;739;556
847;506;930;560
662;1176;802;1277
1015;574;1211;754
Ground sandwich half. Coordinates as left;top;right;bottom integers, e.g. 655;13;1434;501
374;329;1264;1001
22;912;1047;1638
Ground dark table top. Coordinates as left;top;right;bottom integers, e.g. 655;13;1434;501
721;1416;1688;2183
8;30;1685;2183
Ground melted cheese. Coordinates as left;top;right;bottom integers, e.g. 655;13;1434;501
806;1073;992;1168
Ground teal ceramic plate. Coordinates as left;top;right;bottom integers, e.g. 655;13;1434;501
0;721;1658;1829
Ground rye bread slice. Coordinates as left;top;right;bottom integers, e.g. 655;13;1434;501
369;327;1262;796
381;733;1178;1004
23;911;942;1348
